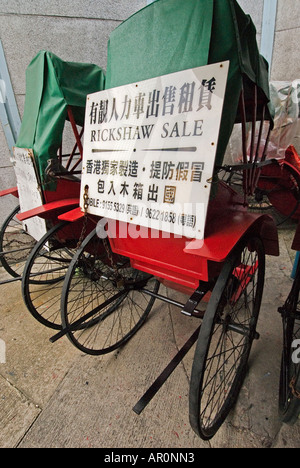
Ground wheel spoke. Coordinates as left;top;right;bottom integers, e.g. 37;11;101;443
22;222;79;330
61;231;159;355
190;236;265;439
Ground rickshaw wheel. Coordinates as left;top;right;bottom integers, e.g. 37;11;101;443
60;228;160;355
189;235;265;440
278;288;300;424
0;205;36;277
22;221;78;330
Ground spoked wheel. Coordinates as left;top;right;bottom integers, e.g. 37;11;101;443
279;261;300;424
22;221;79;330
61;228;160;355
0;205;36;277
189;235;265;440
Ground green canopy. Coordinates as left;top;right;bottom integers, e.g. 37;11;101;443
16;50;105;186
106;0;272;167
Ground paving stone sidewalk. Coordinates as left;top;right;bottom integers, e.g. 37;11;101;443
0;225;299;448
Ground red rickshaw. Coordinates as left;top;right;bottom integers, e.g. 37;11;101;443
46;0;281;440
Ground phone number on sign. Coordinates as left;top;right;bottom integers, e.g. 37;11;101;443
95;199;196;228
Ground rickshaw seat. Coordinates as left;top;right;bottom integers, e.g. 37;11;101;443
16;198;79;222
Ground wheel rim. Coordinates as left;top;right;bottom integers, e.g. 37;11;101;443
61;231;159;355
0;205;36;277
279;304;300;422
22;222;78;330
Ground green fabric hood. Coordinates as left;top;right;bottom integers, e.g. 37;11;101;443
16;0;271;188
106;0;271;167
16;51;105;186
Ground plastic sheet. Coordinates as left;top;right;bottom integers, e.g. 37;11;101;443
224;80;300;165
268;80;300;159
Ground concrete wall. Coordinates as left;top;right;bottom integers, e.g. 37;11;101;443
239;0;300;82
0;0;145;222
237;0;300;155
272;0;300;81
0;0;299;222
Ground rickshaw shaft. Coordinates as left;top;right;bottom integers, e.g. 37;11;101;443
0;276;22;285
0;246;35;257
133;325;201;415
0;265;68;285
50;288;127;343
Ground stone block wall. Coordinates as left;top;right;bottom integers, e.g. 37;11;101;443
0;0;144;222
0;0;299;222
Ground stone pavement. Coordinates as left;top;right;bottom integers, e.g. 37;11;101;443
0;223;300;449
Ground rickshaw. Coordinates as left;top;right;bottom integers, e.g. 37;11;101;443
0;50;105;329
257;80;300;425
41;0;282;440
277;211;300;425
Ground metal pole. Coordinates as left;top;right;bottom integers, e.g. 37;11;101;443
0;40;21;155
260;0;278;73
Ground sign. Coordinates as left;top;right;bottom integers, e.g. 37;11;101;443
81;62;229;239
11;148;47;241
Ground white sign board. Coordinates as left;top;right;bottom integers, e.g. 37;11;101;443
11;148;47;241
81;62;229;239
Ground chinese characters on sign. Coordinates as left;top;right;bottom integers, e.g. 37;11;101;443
81;62;229;239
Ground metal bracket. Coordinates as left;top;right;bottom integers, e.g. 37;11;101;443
181;284;208;317
0;40;21;155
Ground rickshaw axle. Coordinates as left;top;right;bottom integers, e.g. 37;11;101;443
218;320;260;340
142;283;210;319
